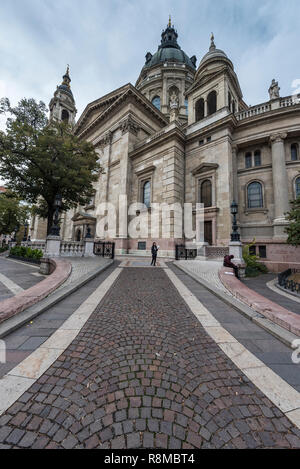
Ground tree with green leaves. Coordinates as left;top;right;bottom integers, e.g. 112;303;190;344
285;197;300;247
0;190;30;236
0;98;101;234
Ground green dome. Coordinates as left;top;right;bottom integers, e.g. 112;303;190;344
145;47;196;69
143;22;196;70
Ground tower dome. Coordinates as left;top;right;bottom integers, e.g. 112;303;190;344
136;18;196;122
49;66;77;126
196;34;234;82
142;17;197;71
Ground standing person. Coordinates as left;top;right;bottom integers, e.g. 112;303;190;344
224;254;239;279
151;242;159;266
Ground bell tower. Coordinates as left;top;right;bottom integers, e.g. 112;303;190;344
49;66;77;126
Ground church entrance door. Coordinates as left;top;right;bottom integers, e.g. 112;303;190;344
204;221;213;245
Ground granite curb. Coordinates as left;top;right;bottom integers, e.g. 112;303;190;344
0;259;72;324
0;259;114;339
174;261;299;348
219;267;300;337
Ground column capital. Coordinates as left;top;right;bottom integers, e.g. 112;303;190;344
270;132;287;144
231;144;238;154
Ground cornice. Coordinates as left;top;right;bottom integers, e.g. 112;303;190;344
192;163;219;176
135;165;156;177
185;113;236;142
129;125;186;160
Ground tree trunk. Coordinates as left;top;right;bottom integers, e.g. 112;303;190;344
47;206;55;236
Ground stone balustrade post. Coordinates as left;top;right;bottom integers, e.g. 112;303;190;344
84;238;95;257
45;235;61;257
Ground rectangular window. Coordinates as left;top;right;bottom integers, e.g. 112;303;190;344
138;242;146;250
199;140;204;146
249;245;256;256
254;151;261;167
258;245;267;258
207;136;211;143
245;153;252;169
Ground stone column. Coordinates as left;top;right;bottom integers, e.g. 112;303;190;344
231;145;239;204
270;133;289;237
204;99;208;117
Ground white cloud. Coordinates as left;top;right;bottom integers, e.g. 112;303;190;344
0;0;299;127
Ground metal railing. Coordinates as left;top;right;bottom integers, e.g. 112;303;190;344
94;242;115;259
175;245;197;260
278;269;300;295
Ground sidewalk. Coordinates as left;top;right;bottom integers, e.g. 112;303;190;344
244;274;300;315
0;264;299;448
174;260;299;346
0;256;113;339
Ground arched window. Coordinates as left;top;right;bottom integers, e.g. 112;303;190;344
185;99;188;116
207;90;217;116
291;143;298;161
248;182;263;209
195;98;204;121
61;109;69;122
245;152;252;169
151;96;161;111
228;92;232;110
296;177;300;198
143;181;151;208
254;150;261;167
200;179;212;208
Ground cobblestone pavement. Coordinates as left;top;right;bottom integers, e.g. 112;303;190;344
0;267;300;449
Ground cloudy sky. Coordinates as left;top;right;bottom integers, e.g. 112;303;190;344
0;0;300;131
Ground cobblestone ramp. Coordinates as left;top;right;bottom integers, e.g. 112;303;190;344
0;268;300;449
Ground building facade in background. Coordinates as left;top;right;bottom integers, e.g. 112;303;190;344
31;20;300;271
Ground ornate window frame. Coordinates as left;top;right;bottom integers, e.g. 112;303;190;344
293;175;300;199
135;165;156;211
192;163;218;208
245;179;267;214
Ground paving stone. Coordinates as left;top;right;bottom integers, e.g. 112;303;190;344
0;267;299;449
127;432;141;448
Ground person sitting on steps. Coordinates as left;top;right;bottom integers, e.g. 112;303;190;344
224;254;239;279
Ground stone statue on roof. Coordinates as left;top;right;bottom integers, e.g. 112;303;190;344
269;79;280;100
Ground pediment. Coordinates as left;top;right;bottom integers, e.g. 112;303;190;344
192;163;219;176
71;211;96;223
74;83;168;139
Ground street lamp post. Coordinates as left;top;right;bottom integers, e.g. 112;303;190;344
50;194;62;237
230;201;240;242
85;225;92;239
23;222;29;242
13;226;19;242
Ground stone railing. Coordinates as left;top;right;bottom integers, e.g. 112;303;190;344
27;240;46;251
205;246;229;259
60;241;85;257
279;96;298;108
236;95;300;122
235;103;271;121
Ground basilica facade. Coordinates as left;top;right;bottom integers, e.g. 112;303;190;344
31;20;300;272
